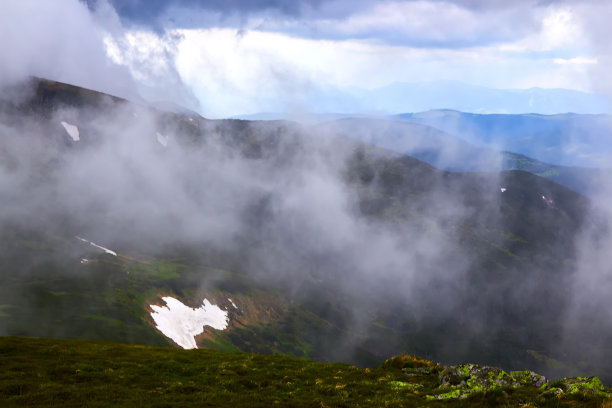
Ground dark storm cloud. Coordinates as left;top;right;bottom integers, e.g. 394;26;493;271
86;0;547;48
87;0;324;30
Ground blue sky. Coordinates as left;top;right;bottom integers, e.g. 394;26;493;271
1;0;610;117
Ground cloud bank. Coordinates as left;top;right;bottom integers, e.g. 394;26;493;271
0;0;197;111
3;0;609;117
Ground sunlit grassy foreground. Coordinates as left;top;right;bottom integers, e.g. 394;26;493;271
0;336;610;407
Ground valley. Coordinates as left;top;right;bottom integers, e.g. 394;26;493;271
1;78;612;391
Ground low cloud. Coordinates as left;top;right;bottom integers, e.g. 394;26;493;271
0;0;197;111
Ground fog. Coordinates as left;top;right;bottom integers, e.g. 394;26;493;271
1;0;612;381
0;75;512;361
0;85;474;293
551;2;612;376
2;73;612;381
0;0;197;112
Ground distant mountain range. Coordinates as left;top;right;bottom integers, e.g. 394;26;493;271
232;112;612;196
396;109;612;167
359;81;611;115
233;80;611;118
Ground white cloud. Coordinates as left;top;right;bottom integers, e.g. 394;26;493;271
0;0;603;116
0;0;197;110
0;0;135;96
498;8;585;53
554;57;597;65
163;22;597;116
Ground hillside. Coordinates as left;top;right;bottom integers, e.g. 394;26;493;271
0;78;611;385
396;110;612;168
320;116;611;196
1;337;610;407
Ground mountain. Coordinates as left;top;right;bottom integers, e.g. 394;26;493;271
1;78;611;384
361;81;611;115
232;110;612;196
230;81;611;118
396;109;612;168
313;117;610;197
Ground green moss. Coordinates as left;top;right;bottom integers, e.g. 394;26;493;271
565;377;607;396
427;388;463;400
200;335;242;353
387;380;409;389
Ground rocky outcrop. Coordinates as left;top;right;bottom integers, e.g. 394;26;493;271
427;363;609;401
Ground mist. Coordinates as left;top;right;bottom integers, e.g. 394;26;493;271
546;2;612;378
0;75;589;375
2;0;612;383
0;80;474;298
0;76;507;348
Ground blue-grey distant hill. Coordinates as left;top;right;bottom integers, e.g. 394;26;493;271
315;116;612;197
395;110;612;168
233;111;612;196
360;81;610;116
232;80;611;119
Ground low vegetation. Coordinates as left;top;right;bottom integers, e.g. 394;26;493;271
1;337;610;407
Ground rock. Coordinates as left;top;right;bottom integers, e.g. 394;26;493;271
564;377;608;396
433;364;550;400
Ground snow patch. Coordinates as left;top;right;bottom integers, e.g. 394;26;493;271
228;298;238;309
541;195;555;208
156;132;169;147
61;121;80;141
75;236;117;256
150;297;229;349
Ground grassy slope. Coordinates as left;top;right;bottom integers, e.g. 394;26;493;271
1;336;610;408
501;152;612;196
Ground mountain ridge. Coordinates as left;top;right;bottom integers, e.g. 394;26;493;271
1;78;611;386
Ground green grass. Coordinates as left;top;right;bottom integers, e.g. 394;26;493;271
84;314;124;326
1;337;610;407
123;259;186;281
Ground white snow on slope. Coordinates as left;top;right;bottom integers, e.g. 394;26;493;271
61;121;80;141
228;298;238;309
150;297;229;349
156;132;169;147
75;236;117;256
541;195;555;208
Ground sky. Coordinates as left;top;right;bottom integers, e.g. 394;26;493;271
1;0;611;117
